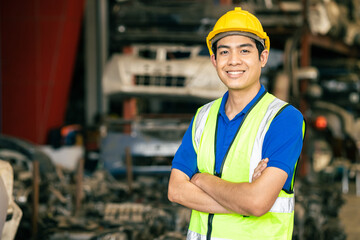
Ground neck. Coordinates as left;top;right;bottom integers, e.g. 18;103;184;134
225;84;261;120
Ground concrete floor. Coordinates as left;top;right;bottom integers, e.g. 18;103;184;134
339;182;360;240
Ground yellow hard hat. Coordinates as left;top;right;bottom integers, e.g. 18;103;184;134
206;7;270;55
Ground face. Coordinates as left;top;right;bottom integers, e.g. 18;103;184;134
211;35;269;94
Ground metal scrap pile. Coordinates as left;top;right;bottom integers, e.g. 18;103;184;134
20;169;190;240
0;135;190;240
293;178;346;240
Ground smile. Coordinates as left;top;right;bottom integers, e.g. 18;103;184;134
227;70;245;76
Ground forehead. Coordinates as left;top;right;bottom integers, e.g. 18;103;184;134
217;35;255;47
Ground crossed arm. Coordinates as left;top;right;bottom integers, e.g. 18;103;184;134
168;158;288;216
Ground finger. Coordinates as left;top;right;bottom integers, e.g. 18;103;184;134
252;159;269;181
255;158;268;172
252;173;258;181
260;158;269;168
260;159;268;170
254;159;265;171
252;172;261;181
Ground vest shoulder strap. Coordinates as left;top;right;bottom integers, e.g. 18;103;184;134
248;96;289;182
192;99;220;153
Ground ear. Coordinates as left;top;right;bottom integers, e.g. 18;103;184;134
260;49;269;68
210;54;217;67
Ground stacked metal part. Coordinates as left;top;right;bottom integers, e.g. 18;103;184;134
293;178;346;240
308;0;360;46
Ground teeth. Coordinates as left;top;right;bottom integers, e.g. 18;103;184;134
228;71;244;74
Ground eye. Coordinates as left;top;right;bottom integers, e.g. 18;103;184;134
240;49;250;54
219;50;229;55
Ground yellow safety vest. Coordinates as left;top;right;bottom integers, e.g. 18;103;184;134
188;92;304;240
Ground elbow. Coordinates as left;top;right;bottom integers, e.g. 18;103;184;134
167;169;189;204
167;185;179;203
251;198;269;217
167;191;175;203
242;198;270;217
250;208;268;217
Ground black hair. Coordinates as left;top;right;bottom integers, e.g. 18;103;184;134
254;39;265;59
211;37;265;60
211;40;219;59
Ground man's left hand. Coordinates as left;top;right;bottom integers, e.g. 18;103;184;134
252;158;268;182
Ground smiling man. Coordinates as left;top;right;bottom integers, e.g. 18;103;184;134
168;7;305;240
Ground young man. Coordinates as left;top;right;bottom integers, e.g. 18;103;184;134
168;7;305;240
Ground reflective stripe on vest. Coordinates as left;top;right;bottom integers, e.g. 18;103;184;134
187;230;229;240
248;97;288;183
193;100;215;154
189;92;297;240
269;195;294;213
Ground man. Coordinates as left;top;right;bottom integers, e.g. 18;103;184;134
168;7;305;240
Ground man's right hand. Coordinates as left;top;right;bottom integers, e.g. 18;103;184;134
252;158;268;182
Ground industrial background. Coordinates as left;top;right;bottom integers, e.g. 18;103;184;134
0;0;360;239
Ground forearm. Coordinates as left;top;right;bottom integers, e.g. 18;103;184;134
191;173;254;215
168;169;231;214
191;167;286;216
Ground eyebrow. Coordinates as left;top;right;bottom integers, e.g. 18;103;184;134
217;43;255;49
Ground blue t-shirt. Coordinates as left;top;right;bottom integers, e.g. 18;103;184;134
171;85;304;192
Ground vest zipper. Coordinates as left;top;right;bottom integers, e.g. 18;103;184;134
206;213;214;240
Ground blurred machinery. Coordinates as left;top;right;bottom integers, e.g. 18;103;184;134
308;0;360;46
0;134;191;239
293;179;346;240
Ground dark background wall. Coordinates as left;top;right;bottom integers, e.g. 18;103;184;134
0;0;85;144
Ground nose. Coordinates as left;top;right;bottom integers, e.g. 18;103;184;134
228;51;242;66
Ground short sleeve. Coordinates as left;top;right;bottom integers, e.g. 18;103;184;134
171;118;198;178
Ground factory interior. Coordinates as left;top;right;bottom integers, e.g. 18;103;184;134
1;0;360;239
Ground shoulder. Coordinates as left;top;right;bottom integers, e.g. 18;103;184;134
197;98;222;114
267;103;305;142
193;98;222;130
276;104;304;126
